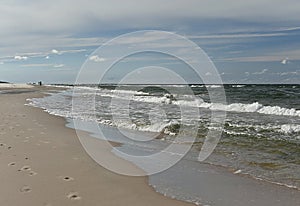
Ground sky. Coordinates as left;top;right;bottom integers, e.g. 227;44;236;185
0;0;300;84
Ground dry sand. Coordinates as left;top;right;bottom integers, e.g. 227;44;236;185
0;87;194;206
0;83;34;89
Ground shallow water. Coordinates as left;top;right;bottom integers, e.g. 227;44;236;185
67;119;300;206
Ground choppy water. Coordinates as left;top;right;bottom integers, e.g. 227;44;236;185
27;84;300;205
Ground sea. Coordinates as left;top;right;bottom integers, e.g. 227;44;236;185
27;84;300;206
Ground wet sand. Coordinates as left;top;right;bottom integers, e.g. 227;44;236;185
0;87;194;206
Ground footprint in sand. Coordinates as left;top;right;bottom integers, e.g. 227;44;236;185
8;162;16;166
29;171;38;176
20;185;32;193
19;165;37;176
0;143;6;147
21;165;31;171
67;192;81;200
63;176;74;182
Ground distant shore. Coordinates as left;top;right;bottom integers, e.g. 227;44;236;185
0;83;35;89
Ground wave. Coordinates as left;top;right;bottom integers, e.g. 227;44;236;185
206;85;222;88
27;88;300;139
113;120;180;135
89;88;300;117
67;86;300;118
76;84;297;117
206;102;300;117
190;85;205;88
89;89;299;118
226;122;300;135
174;99;300;117
280;124;300;134
231;85;246;88
78;117;180;135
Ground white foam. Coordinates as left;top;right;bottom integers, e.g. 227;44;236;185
75;87;300;118
280;124;300;134
174;98;205;107
231;85;246;88
101;92;175;105
206;85;222;88
72;86;300;117
129;94;300;118
198;102;300;117
190;85;205;88
257;105;300;117
104;119;180;134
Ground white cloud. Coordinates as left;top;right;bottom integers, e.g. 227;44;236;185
278;26;300;32
0;1;299;55
89;55;106;62
0;0;300;84
220;49;300;62
51;49;60;54
54;64;64;68
0;1;299;64
21;63;66;69
50;48;87;56
21;64;53;67
0;48;89;63
189;32;287;39
14;55;28;60
59;49;87;54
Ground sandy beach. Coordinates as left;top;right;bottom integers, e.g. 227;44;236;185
2;1;300;205
0;86;194;206
1;86;300;206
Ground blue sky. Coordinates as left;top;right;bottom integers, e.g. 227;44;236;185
0;0;300;84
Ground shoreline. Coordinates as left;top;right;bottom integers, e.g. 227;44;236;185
63;111;300;206
67;118;300;192
3;86;299;206
0;87;195;206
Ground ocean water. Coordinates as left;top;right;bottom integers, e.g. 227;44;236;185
27;84;300;205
